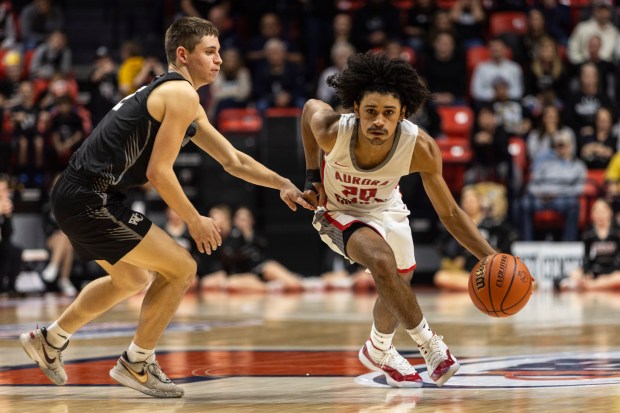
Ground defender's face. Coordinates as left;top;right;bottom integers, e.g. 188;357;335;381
186;35;222;86
354;92;404;146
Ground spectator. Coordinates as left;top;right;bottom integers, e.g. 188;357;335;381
207;47;251;120
567;0;619;66
566;62;614;140
403;0;438;54
178;0;225;19
117;40;144;97
47;95;84;173
520;130;586;241
251;38;306;113
350;0;401;52
464;106;512;186
228;206;303;292
0;48;23;108
28;30;72;80
130;55;165;93
434;183;517;291
491;76;531;137
577;34;616;98
11;80;45;187
87;46;119;126
605;150;620;223
316;42;355;110
0;174;22;297
207;4;241;51
199;205;303;292
449;0;486;49
524;36;568;107
0;1;17;49
422;31;467;106
19;0;64;50
245;12;303;68
558;198;620;291
579;106;617;169
40;174;76;296
526;104;576;162
534;0;571;46
330;12;354;48
519;8;550;63
470;37;523;106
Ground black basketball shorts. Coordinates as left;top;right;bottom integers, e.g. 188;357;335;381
51;174;152;264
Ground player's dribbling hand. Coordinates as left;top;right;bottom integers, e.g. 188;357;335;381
188;215;222;255
280;180;316;211
302;182;326;209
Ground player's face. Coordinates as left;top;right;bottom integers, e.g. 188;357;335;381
186;35;222;86
354;92;404;146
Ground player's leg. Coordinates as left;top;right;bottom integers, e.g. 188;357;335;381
108;224;195;398
347;227;459;386
20;259;151;385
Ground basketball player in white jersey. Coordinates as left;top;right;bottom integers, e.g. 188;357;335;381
19;17;313;398
300;51;497;387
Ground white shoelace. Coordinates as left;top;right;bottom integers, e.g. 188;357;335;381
379;347;417;374
419;335;446;371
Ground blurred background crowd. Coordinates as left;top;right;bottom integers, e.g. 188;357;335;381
2;0;620;297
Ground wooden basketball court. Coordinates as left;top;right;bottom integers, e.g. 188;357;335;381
1;287;619;412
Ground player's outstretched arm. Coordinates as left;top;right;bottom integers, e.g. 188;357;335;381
300;99;340;207
411;129;496;260
191;106;313;211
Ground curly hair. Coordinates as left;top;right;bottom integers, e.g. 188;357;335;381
326;51;430;118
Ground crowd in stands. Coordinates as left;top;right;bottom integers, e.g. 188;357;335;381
2;0;620;295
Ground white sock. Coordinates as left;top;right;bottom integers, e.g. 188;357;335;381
367;323;394;361
406;317;434;346
127;341;155;363
46;321;72;348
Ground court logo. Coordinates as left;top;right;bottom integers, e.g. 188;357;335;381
357;352;620;388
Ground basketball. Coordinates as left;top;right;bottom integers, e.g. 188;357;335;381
468;253;533;317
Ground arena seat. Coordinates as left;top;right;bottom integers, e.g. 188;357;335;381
489;12;528;37
436;0;458;8
436;137;472;195
217;108;262;133
466;45;490;76
437;105;474;140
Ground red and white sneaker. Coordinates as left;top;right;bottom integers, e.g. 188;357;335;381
358;340;423;388
418;334;459;386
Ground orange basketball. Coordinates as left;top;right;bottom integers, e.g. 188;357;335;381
468;253;533;317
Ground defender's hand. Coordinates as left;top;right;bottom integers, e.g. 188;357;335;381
280;180;315;211
188;215;222;255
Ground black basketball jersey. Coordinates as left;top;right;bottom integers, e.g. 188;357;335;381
66;72;191;193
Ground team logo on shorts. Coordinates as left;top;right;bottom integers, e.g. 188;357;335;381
128;213;144;225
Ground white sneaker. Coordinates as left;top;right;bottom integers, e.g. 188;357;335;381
109;352;184;398
20;326;69;385
358;340;423;387
418;334;459;386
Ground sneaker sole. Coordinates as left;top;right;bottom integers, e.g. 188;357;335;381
358;347;423;388
19;333;66;385
109;368;184;398
432;357;460;387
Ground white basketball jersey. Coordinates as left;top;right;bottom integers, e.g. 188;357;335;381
323;113;418;214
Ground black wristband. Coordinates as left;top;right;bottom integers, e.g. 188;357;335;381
304;169;321;194
305;169;321;183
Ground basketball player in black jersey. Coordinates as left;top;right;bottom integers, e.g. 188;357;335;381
19;17;313;398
